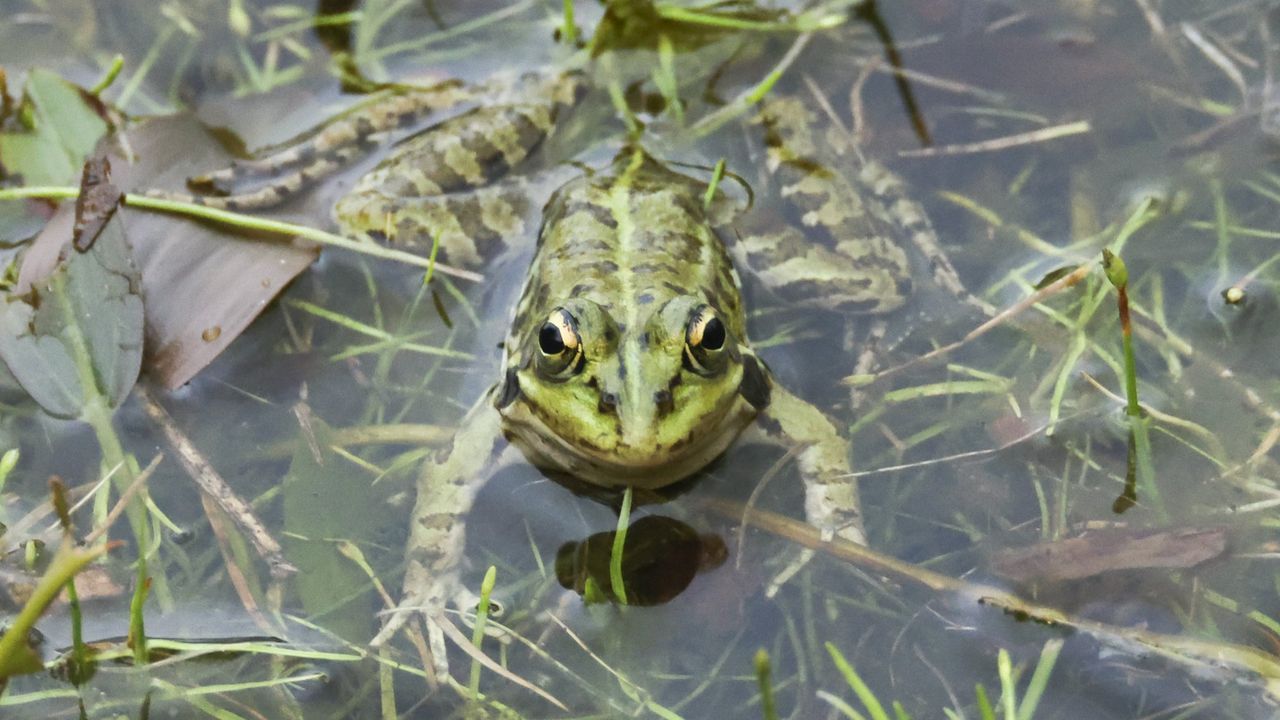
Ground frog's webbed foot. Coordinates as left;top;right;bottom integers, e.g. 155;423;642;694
140;81;480;212
372;560;490;677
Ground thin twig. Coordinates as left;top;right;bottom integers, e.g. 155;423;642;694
83;454;164;545
137;384;296;579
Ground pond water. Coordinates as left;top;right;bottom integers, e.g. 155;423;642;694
2;1;1280;718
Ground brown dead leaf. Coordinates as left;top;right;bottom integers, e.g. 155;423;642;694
990;527;1228;584
18;115;318;388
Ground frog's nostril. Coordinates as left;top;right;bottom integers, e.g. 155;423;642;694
599;392;619;414
653;389;674;417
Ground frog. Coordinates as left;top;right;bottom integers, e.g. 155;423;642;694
147;65;973;676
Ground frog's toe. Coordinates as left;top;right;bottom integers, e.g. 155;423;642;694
371;587;427;647
372;594;454;677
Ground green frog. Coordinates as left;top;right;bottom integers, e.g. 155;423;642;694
154;68;965;675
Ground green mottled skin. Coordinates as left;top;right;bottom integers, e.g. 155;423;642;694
160;71;958;676
502;149;752;483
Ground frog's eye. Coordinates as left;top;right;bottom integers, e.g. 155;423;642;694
684;305;728;375
535;308;583;378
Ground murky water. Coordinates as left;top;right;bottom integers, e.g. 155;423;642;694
3;1;1280;718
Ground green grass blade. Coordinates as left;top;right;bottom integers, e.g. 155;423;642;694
826;642;891;720
1016;639;1062;720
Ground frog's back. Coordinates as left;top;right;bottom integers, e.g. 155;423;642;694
509;149;745;347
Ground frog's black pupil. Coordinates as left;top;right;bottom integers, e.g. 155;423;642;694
539;323;565;355
702;317;726;350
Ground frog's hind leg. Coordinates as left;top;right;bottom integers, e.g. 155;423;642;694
854;159;997;319
140;80;480;211
334;90;582;268
732;96;916;316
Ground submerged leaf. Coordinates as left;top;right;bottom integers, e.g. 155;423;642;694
282;415;381;642
0;69;109;186
18;114;318;388
0;163;142;418
991;527;1227;584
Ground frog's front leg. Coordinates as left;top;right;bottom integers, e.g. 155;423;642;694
740;384;863;594
372;388;515;675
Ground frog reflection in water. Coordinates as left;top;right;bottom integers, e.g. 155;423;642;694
159;69;966;673
556;515;728;607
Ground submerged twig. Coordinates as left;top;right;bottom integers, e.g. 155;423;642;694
137;385;296;580
698;497;1280;700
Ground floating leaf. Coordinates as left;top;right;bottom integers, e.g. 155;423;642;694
0;160;142;418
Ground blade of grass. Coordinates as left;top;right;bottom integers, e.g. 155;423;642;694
997;649;1016;719
826;643;890;720
468;565;498;701
1016;639;1062;720
610;486;632;604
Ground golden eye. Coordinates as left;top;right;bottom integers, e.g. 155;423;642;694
535;308;582;378
684;305;728;375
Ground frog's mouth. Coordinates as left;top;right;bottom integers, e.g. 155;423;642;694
501;394;758;490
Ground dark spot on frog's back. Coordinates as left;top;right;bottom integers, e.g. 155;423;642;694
580;260;619;275
572;201;618;230
755;413;783;438
637;292;655;305
417;512;461;532
532;282;551;308
508;108;550;158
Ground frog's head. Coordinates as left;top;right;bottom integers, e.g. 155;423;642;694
501;295;769;477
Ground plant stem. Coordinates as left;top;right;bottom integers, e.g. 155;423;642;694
1102;250;1162;516
0;186;482;282
561;0;577;46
